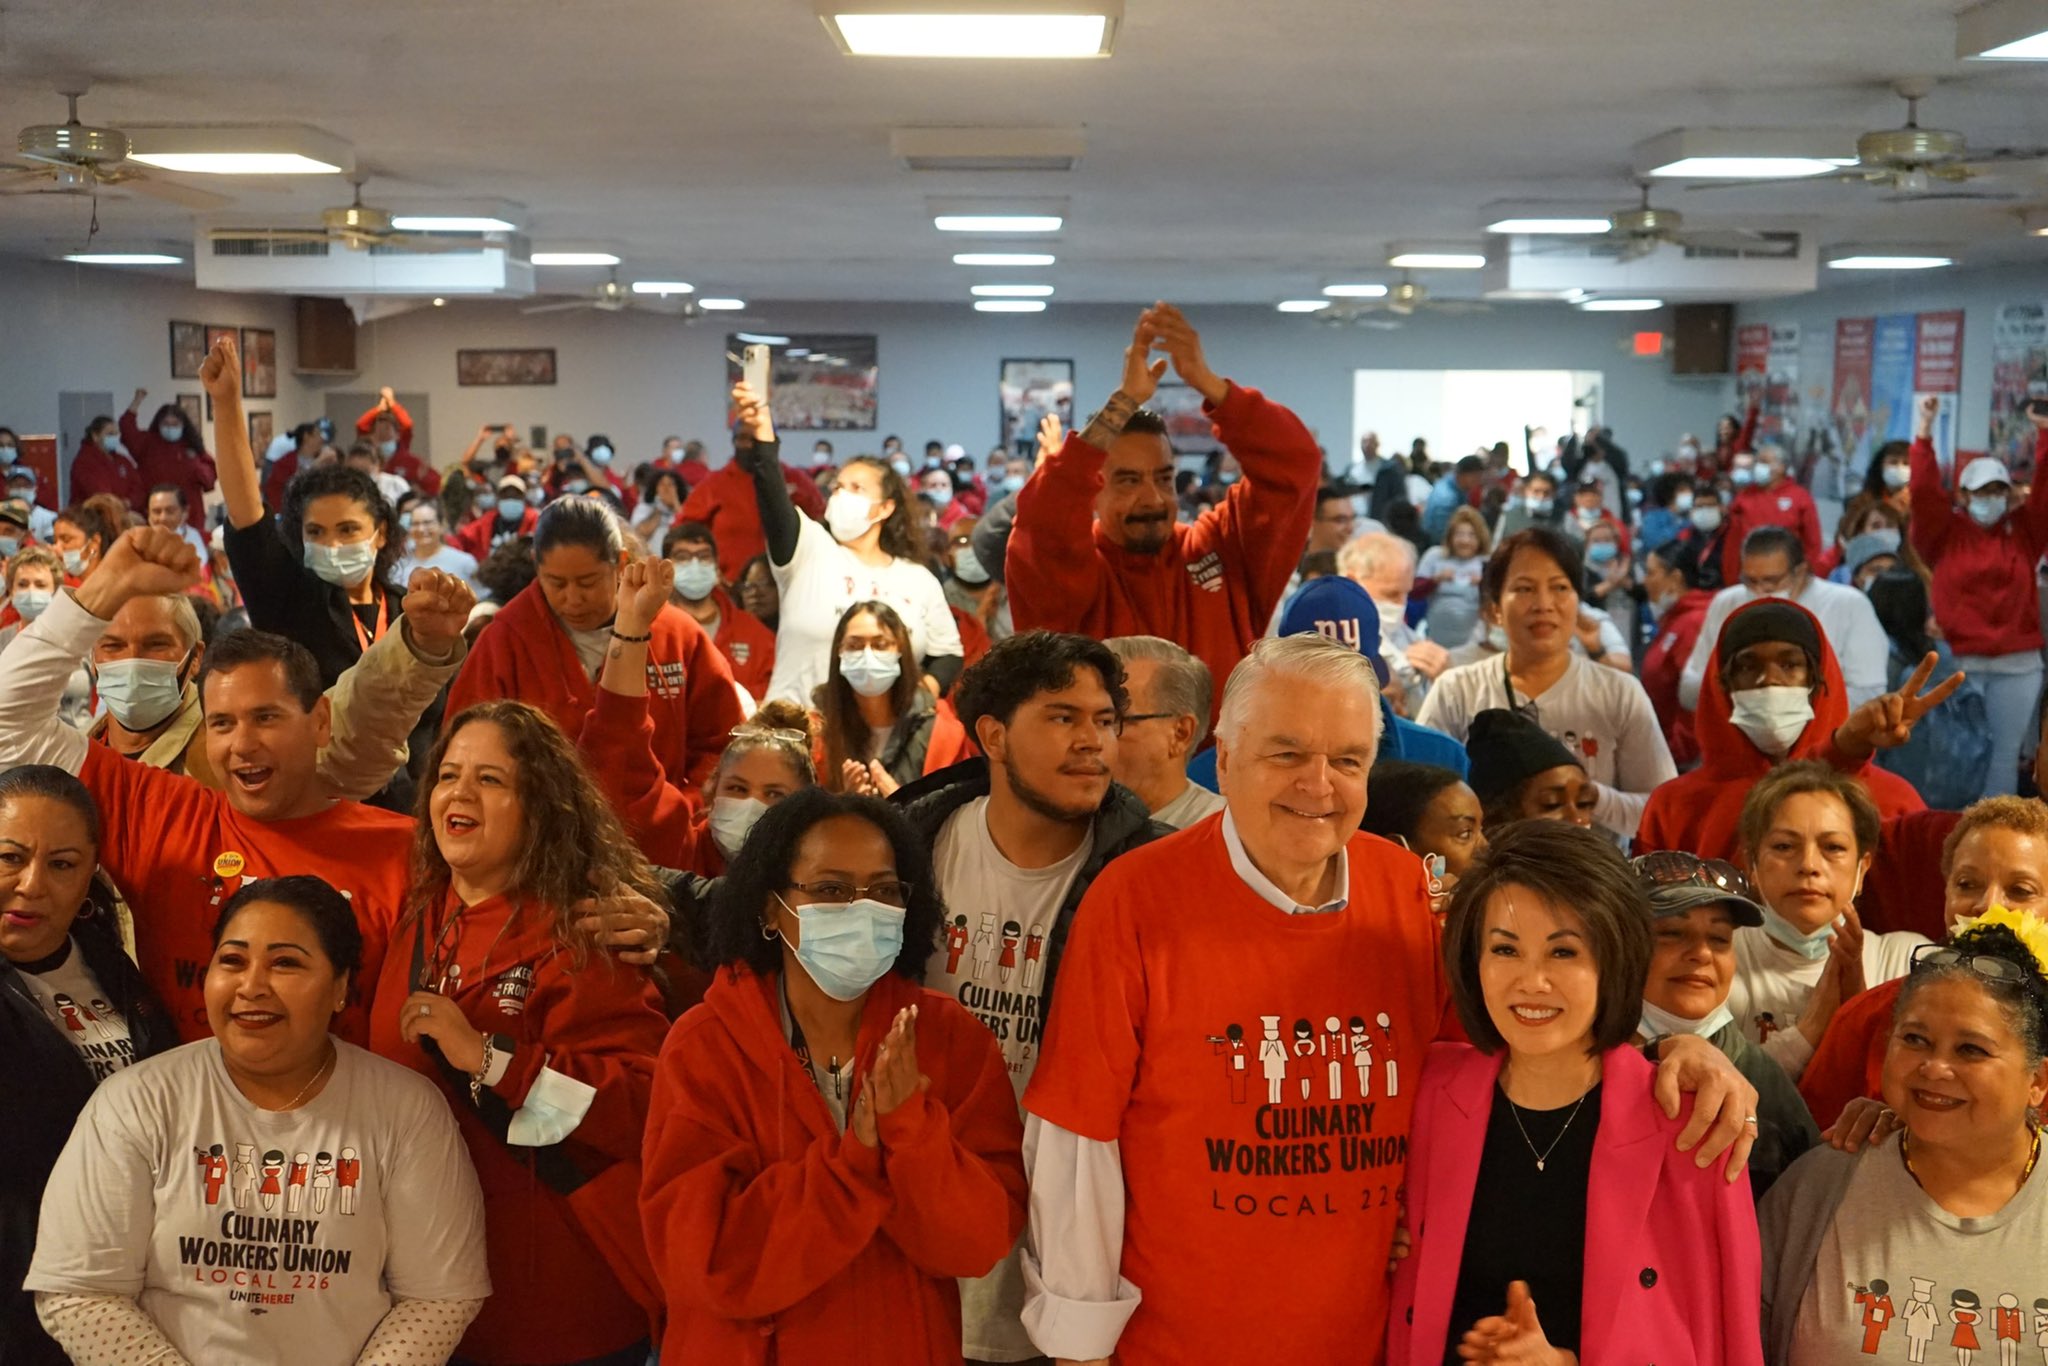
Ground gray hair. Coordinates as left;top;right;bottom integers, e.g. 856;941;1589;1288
1336;530;1416;584
1106;635;1214;748
1215;634;1384;749
139;592;203;652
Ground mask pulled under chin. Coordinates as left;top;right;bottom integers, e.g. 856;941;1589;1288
1727;685;1813;757
1638;997;1735;1042
1758;905;1838;961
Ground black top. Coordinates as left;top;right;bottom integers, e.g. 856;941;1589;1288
1442;1081;1601;1366
222;513;401;689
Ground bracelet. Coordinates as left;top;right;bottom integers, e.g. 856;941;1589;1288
611;629;652;644
470;1036;494;1104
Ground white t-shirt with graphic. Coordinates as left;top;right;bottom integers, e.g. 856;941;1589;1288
1728;924;1927;1080
28;1039;489;1366
18;938;137;1079
926;795;1090;1361
766;515;962;705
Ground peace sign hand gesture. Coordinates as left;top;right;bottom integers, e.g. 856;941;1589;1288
1833;651;1966;761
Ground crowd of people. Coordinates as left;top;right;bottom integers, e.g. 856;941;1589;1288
0;301;2043;1366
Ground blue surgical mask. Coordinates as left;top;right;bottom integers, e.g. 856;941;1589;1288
709;796;768;858
1524;495;1553;516
93;656;187;731
951;544;989;584
1586;540;1619;565
565;478;591;495
99;433;124;455
1758;904;1837;961
496;497;526;522
780;895;906;1002
889;457;912;477
0;537;17;560
839;647;902;697
160;424;185;444
1638;996;1735;1043
0;445;15;466
11;588;51;621
376;439;398;459
673;559;719;602
1002;474;1027;497
303;539;378;589
1730;466;1756;488
1969;496;2008;529
589;444;614;466
61;549;87;577
924;485;953;509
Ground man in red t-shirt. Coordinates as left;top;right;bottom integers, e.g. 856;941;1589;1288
1020;634;1762;1366
663;519;775;700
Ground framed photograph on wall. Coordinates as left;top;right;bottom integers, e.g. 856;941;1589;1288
457;348;558;386
247;410;274;453
723;334;878;431
169;321;207;379
998;359;1074;458
1150;382;1221;456
176;393;203;432
240;327;278;398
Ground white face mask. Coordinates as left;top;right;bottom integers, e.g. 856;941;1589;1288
1672;491;1695;514
61;549;88;577
839;647;902;697
709;795;769;858
673;559;719;602
1969;495;2008;529
1651;587;1680;615
825;489;880;543
1690;506;1723;532
94;656;188;731
1727;684;1813;757
1639;996;1735;1042
1882;464;1911;491
1729;466;1755;488
303;539;378;589
11;588;52;621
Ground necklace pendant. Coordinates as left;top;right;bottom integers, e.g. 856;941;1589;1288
1536;1158;1545;1172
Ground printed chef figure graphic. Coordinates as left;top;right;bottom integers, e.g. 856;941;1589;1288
1377;1011;1400;1097
1756;1010;1780;1045
195;1143;229;1206
1022;928;1045;992
1322;1016;1347;1100
944;914;970;974
1349;1016;1374;1100
51;991;84;1034
87;998;118;1041
1999;1294;2024;1366
258;1149;285;1211
1206;1023;1249;1104
1854;1278;1897;1355
1904;1278;1940;1363
337;1145;362;1216
232;1142;257;1209
2032;1297;2048;1359
287;1151;310;1212
312;1151;336;1214
1258;1015;1288;1104
971;912;998;982
998;919;1022;984
1955;1288;1985;1366
1292;1019;1316;1099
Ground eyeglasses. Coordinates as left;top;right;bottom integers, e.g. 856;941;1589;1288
731;723;808;748
785;879;912;908
1121;712;1178;725
1632;850;1756;902
1910;944;2043;991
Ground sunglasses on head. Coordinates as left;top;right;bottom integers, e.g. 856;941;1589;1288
1910;943;2044;993
1633;850;1756;902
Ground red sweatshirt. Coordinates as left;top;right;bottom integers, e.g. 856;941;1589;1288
1006;384;1319;722
578;687;704;869
1908;430;2048;657
677;460;829;587
447;583;743;795
1858;807;1961;942
701;585;775;700
1640;587;1717;768
1797;975;1902;1132
1635;599;1924;861
121;412;217;518
355;397;442;493
68;436;148;510
642;967;1026;1366
262;449;300;512
371;892;669;1364
1721;477;1824;583
449;505;538;561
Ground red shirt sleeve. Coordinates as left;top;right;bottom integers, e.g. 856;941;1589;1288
577;687;702;868
678;622;742;793
1005;435;1111;634
2019;427;2048;555
1906;436;1956;564
1020;869;1145;1140
1183;384;1322;627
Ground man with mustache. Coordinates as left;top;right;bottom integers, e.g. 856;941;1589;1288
1005;304;1320;726
892;630;1168;1365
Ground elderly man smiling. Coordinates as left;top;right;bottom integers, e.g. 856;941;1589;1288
1019;633;1763;1366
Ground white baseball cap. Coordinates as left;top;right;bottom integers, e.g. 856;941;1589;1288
1959;456;2012;492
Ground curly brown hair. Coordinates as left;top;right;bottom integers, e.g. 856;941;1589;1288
405;700;665;962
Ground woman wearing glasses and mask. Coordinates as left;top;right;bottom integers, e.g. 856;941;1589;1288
642;787;1026;1365
1632;851;1820;1197
1761;908;2048;1366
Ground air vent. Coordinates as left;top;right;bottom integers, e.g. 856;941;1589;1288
211;238;331;258
1683;232;1801;261
891;127;1086;173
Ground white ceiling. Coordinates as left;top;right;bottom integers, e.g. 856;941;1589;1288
6;0;2048;303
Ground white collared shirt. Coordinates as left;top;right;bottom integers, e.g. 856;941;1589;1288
1218;809;1349;915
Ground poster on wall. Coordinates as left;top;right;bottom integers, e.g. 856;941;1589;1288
723;334;878;431
998;359;1074;459
1831;311;1965;481
1151;383;1222;456
1990;302;2048;482
1734;322;1801;443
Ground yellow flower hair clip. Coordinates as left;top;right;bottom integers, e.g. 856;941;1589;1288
1956;905;2048;976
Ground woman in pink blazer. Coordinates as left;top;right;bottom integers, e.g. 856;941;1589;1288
1389;819;1763;1366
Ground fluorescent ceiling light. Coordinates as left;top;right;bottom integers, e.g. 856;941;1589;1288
1633;127;1859;180
1652;156;1848;179
1322;283;1389;298
953;252;1056;266
530;251;620;266
132;152;341;174
631;281;695;295
63;252;182;265
1577;297;1664;312
1387;250;1487;270
1277;300;1333;313
818;1;1121;57
1959;0;2048;57
735;331;790;344
1485;217;1613;235
123;124;353;175
971;283;1055;297
935;214;1063;233
699;298;748;311
1826;254;1953;270
974;300;1047;313
390;215;517;232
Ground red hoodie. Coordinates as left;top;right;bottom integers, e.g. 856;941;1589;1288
121;411;217;518
450;504;539;560
1908;430;2048;657
700;585;776;700
1006;384;1319;723
355;397;443;494
1721;476;1824;583
677;459;829;587
446;582;743;795
1635;598;1925;861
642;966;1026;1365
371;892;669;1363
68;435;148;509
1640;587;1717;768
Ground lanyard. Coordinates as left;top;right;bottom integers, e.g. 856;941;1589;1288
349;591;388;655
781;976;844;1100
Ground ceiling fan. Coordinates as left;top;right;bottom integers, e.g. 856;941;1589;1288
1524;185;1798;260
208;179;486;252
1692;79;2048;200
1319;275;1490;327
1;88;229;208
